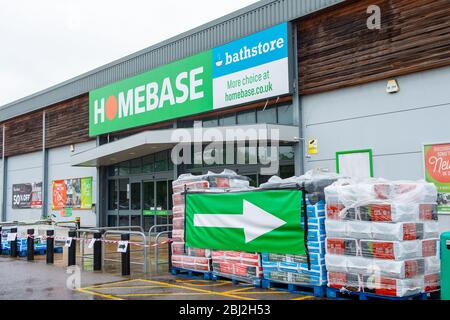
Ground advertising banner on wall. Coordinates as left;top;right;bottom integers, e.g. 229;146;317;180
12;182;42;209
424;143;450;214
89;23;290;136
52;177;93;210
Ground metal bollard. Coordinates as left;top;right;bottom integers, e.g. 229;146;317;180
27;229;34;261
93;232;102;271
121;233;130;276
46;230;54;264
10;228;18;258
68;231;76;266
0;226;2;256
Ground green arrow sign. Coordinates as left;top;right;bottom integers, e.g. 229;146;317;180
185;189;305;254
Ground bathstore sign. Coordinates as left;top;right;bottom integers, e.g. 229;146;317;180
424;143;450;213
89;23;290;136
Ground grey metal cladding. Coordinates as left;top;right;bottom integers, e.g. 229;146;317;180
0;0;344;122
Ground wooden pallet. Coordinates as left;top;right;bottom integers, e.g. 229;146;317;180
261;279;326;298
211;272;262;287
170;267;212;280
326;287;431;301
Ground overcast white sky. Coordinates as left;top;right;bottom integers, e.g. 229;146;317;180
0;0;259;106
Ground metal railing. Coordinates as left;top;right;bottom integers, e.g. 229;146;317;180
102;230;148;274
148;224;173;266
154;230;171;272
77;228;102;268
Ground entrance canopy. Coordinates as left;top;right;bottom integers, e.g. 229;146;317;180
71;124;299;167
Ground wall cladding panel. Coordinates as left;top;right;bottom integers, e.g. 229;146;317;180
297;0;450;94
45;94;92;149
4;112;42;157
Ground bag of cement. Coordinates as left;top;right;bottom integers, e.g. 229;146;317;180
363;274;423;297
172;205;185;218
371;222;424;241
424;221;440;239
327;272;361;292
358;203;420;222
419;204;438;221
325;254;349;273
423;273;441;292
173;217;185;230
372;258;425;279
326;238;358;256
422;239;439;257
360;240;422;260
425;256;440;274
172;229;185;242
325;219;347;238
172;193;185;206
346;221;372;239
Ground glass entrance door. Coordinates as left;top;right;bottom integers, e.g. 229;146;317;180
143;181;155;232
142;179;173;232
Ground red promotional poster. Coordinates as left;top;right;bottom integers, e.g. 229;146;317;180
52;180;67;210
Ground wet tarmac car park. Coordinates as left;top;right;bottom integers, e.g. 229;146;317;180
0;240;317;301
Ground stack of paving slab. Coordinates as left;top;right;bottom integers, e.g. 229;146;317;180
325;179;441;298
171;170;251;274
259;171;341;288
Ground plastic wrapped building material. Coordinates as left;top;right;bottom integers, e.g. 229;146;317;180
327;272;423;297
172;169;250;194
326;220;426;241
324;178;440;297
326;255;434;279
211;251;263;280
260;170;342;205
171;170;251;274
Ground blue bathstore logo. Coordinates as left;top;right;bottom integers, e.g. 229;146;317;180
212;23;289;78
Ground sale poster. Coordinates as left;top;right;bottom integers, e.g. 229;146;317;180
424;143;450;214
52;177;93;210
52;180;67;210
12;182;42;209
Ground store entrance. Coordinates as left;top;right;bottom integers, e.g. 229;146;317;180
142;179;173;232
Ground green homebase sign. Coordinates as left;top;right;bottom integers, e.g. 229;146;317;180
185;189;306;254
89;23;290;136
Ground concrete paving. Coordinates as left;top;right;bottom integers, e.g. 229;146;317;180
0;257;124;300
0;256;317;300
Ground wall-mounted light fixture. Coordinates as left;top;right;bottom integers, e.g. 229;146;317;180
386;79;400;93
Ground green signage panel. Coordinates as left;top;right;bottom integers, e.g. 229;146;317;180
89;51;213;136
185;189;305;254
89;23;291;136
143;210;171;216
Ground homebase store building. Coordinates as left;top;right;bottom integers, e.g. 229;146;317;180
1;0;449;231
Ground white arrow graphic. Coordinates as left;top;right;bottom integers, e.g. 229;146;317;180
194;200;286;243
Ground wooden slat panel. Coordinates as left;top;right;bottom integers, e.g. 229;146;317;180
298;0;450;95
45;94;93;149
4;112;43;157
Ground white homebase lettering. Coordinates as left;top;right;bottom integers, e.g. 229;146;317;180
94;98;105;124
118;89;134;118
